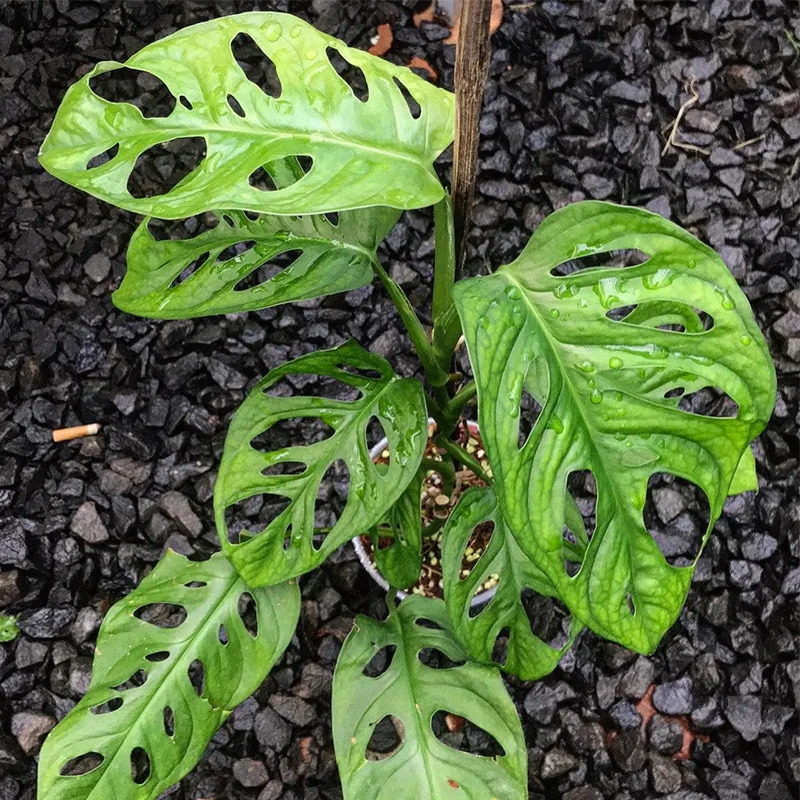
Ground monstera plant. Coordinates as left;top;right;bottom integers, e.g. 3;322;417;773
36;10;775;800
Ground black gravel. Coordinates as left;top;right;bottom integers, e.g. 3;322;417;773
1;1;799;799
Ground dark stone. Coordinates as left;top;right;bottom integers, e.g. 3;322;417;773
648;715;684;755
540;747;578;779
233;758;269;788
609;728;647;772
17;606;76;638
652;677;693;715
268;695;316;728
255;707;291;752
649;753;682;794
723;695;762;741
70;501;109;543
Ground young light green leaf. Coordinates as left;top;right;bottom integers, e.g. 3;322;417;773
728;446;758;495
371;467;424;590
332;595;527;800
39;13;454;219
38;551;299;800
442;487;581;681
114;207;399;318
454;201;776;654
215;340;427;588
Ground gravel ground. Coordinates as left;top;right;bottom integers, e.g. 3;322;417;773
1;1;799;799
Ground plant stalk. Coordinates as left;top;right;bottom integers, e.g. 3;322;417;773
451;0;494;278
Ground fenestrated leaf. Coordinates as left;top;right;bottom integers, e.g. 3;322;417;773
332;595;527;800
215;340;427;587
114;206;399;318
442;486;581;681
39;12;454;219
38;551;299;800
371;467;424;590
454;201;776;654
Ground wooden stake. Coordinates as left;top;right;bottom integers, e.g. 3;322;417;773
52;423;101;443
451;0;494;277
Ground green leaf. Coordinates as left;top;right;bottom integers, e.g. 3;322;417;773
729;446;758;495
215;340;427;587
0;613;19;643
372;467;424;590
332;595;527;800
454;201;776;653
38;551;299;800
39;12;454;219
114;206;399;319
442;487;581;681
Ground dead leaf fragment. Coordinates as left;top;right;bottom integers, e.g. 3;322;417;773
408;56;438;81
368;23;393;56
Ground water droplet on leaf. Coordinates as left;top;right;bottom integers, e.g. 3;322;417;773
609;357;623;369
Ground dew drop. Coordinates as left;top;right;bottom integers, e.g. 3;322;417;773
504;285;521;300
578;299;589;308
575;360;595;373
715;287;735;310
615;391;623;402
609;357;623;369
305;48;318;60
589;389;603;405
549;309;560;318
264;22;282;41
553;283;576;299
549;415;564;434
587;379;596;389
614;432;626;441
290;24;303;37
625;440;633;448
740;335;752;346
478;315;490;330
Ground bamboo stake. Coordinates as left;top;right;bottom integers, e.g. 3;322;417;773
451;0;494;278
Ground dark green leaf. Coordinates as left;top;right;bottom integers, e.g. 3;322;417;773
39;13;454;218
114;207;399;318
38;551;299;800
454;201;776;653
332;595;527;800
442;486;581;680
215;341;427;587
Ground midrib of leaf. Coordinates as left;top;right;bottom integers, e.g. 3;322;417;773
393;607;439;798
497;273;638;616
80;572;244;800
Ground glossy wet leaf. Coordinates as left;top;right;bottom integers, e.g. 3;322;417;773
333;595;527;800
372;467;424;590
38;551;299;800
442;487;581;681
115;206;399;318
454;201;776;653
39;12;454;219
215;341;427;587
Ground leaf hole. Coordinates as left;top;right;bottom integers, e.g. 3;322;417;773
518;379;548;449
563;470;596;577
664;387;685;399
133;602;187;629
127;136;206;200
463;521;495;602
238;592;259;638
626;593;636;616
187;659;205;697
87;143;119;170
366;416;389;460
233;247;304;291
145;650;170;662
678;386;739;418
606;304;638;322
551;248;649;277
315;459;350;530
644;473;709;566
326;46;369;102
264;372;361;401
491;627;511;665
179;95;192;110
216;239;256;263
224;494;291;545
60;752;104;777
184;581;207;589
362;644;396;678
324;211;339;226
231;32;281;98
163;705;175;737
262;460;308;478
250;416;334;452
365;715;404;760
90;697;123;715
431;710;506;758
227;93;246;117
168;251;210;289
248;157;312;193
89;67;175;118
417;647;466;670
393;77;421;119
415;617;443;630
218;624;229;645
338;364;383;380
130;747;150;785
112;669;147;692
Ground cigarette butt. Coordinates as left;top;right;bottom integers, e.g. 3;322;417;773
53;423;101;443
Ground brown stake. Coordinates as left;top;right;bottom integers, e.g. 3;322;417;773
451;0;494;277
52;423;101;443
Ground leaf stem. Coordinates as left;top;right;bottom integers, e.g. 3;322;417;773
371;257;449;389
431;194;461;376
